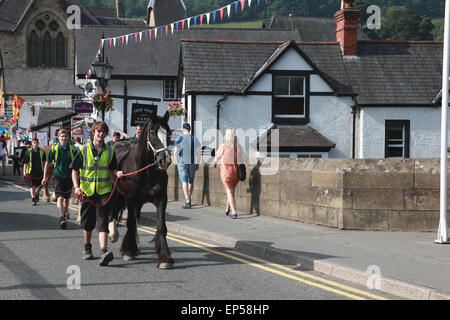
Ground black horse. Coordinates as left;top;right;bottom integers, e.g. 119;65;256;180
109;111;173;269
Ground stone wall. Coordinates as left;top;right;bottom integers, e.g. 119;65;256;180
167;158;450;232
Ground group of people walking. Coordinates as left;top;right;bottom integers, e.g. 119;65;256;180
6;120;246;267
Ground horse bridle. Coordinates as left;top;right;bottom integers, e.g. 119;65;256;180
146;127;170;157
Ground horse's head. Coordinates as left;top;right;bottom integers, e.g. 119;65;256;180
144;111;172;170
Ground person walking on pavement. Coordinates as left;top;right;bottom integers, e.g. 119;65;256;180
23;137;46;206
11;152;21;175
173;123;201;209
42;129;77;229
213;128;245;219
0;135;8;176
71;121;123;266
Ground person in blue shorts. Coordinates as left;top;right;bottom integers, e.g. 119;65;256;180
173;123;201;209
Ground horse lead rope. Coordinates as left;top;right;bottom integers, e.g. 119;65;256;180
77;161;156;208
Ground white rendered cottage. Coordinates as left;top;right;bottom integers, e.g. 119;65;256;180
180;3;447;159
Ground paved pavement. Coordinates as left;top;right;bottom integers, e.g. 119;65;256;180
2;164;450;300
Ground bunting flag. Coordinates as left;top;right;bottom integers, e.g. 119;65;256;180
0;78;4;116
12;95;24;120
0;50;5;116
85;0;272;77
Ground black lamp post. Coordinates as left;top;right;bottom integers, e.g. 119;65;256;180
91;33;113;121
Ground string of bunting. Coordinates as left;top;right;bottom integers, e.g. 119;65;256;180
86;0;269;79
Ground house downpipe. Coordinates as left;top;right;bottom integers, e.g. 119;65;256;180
216;94;228;151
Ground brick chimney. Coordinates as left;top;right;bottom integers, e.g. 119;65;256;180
115;0;124;18
334;0;360;55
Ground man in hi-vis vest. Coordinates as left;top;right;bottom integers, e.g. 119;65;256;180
71;121;123;267
42;129;77;230
23;137;46;206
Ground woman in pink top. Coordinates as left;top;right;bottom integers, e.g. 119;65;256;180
213;129;244;219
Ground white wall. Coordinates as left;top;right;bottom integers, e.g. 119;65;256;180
309;96;353;158
359;106;449;158
194;94;272;153
105;79;181;141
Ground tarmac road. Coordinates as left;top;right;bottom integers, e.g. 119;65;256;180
0;181;398;302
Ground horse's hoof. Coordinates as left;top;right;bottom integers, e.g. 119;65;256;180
158;262;173;269
122;255;135;261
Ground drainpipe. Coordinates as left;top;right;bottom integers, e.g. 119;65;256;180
216;94;227;150
351;102;359;159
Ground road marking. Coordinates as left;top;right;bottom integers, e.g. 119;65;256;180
134;224;387;300
4;182;388;300
137;224;389;300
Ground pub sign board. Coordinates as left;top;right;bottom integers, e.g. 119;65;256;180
131;103;157;126
75;102;94;114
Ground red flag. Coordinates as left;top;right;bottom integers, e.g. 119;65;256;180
182;19;185;30
109;38;112;47
135;33;138;42
200;14;204;25
220;8;224;20
121;36;125;45
240;0;245;10
165;25;169;35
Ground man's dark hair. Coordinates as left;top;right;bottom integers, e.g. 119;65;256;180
113;132;121;138
90;121;109;137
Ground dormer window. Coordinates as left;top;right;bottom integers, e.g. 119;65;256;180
27;14;67;68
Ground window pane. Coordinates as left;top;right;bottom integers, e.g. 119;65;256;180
274;98;304;118
35;20;45;31
49;21;59;31
164;80;176;100
387;127;403;140
56;33;66;67
387;147;403;157
290;77;304;96
43;32;52;67
275;76;289;96
28;31;39;67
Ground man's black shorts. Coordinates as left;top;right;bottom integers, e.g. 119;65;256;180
25;176;42;188
53;176;73;199
80;193;110;233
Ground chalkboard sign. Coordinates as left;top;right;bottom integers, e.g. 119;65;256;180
131;104;157;126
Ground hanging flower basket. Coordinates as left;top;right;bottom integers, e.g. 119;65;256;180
92;89;114;114
168;102;186;117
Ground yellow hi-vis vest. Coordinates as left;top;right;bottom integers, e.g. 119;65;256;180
79;142;114;197
51;143;76;165
26;148;44;174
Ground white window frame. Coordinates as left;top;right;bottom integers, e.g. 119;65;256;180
164;79;178;101
274;75;306;119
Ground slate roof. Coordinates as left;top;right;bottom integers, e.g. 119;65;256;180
263;16;371;42
34;107;76;131
147;0;186;27
75;28;301;78
254;125;336;151
0;0;34;32
181;40;444;106
3;69;80;95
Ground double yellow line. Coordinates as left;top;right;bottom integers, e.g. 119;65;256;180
134;224;389;301
60;197;389;301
